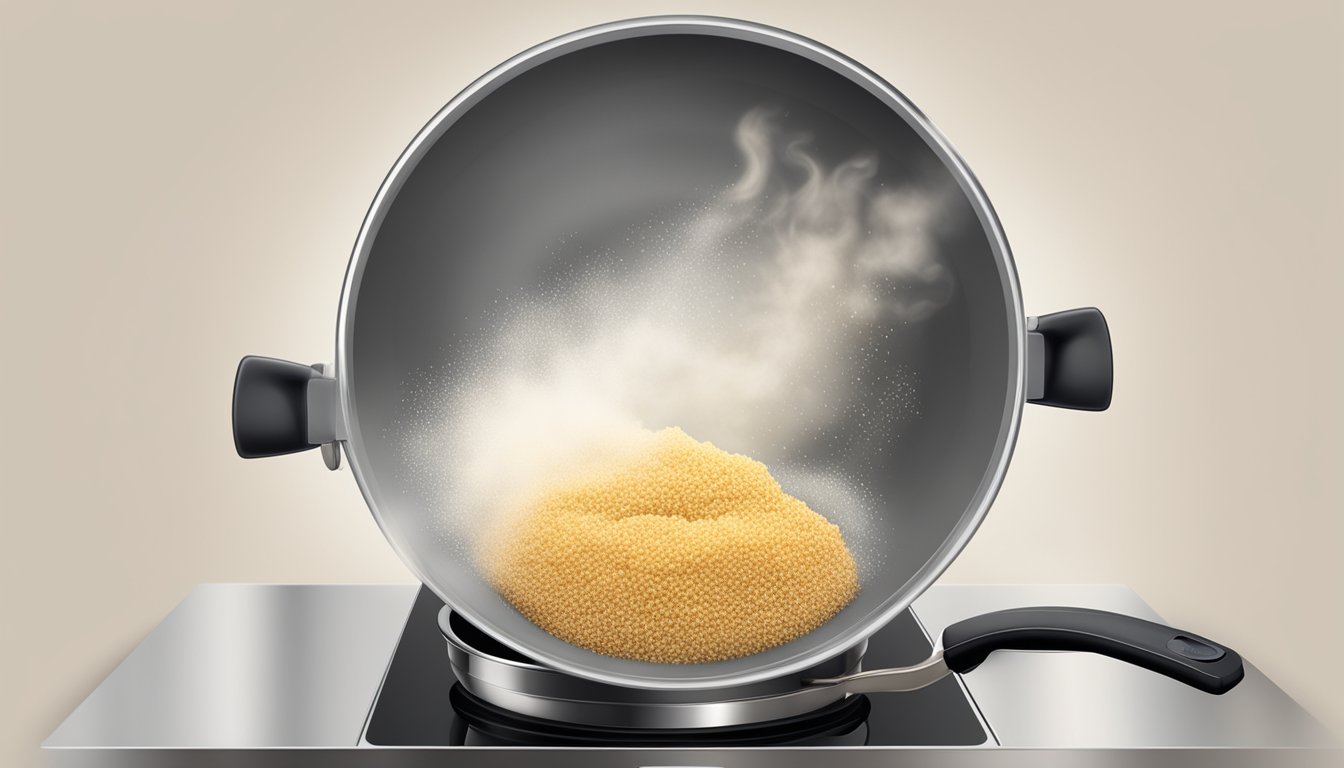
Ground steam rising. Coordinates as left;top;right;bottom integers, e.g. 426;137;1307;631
405;109;958;565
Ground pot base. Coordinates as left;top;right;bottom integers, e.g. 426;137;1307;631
440;607;869;729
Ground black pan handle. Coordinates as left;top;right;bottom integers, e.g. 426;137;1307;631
1027;307;1113;411
232;355;321;458
941;606;1244;695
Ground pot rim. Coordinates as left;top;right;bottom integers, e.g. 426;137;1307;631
333;14;1026;691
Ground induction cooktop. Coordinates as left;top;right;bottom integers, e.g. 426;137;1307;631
362;587;991;747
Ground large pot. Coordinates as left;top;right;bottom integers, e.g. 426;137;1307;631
231;17;1182;699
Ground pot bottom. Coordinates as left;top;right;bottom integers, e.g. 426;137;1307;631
439;607;869;729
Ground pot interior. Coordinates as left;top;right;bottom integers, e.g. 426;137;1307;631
344;26;1019;688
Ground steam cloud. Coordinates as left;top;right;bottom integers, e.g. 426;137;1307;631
407;108;957;552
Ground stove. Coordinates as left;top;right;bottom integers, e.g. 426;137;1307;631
43;584;1337;767
363;588;989;747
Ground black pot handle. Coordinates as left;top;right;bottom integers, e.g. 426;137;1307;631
1027;307;1113;411
232;355;321;458
942;606;1244;695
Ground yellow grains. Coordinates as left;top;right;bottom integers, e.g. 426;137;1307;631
478;427;859;664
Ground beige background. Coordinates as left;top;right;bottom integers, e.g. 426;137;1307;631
2;0;1341;763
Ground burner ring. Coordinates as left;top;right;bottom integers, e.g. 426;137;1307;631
449;683;870;746
441;608;869;729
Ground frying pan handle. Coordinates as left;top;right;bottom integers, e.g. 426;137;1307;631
1027;307;1113;410
941;606;1245;695
232;355;343;467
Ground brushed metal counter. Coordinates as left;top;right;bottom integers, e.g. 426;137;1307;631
43;584;1337;766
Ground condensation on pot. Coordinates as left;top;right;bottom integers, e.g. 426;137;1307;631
395;107;959;585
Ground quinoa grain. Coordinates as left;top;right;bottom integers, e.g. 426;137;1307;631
479;427;859;663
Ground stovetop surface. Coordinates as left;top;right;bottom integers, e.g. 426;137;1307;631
363;588;990;747
44;584;1335;766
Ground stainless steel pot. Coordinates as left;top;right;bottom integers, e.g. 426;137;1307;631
230;17;1221;700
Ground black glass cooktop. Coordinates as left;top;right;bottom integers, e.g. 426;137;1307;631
363;587;989;747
